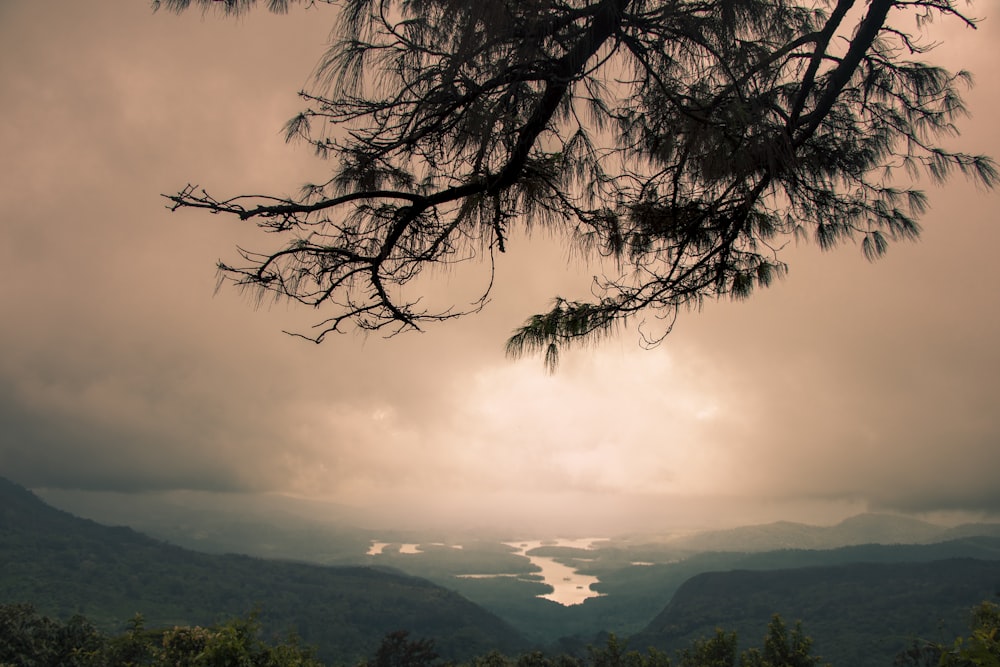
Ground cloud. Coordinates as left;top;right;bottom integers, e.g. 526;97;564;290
1;0;998;532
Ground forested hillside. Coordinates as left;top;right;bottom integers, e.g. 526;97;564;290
540;537;1000;641
631;559;1000;667
7;474;1000;666
4;600;1000;667
0;478;528;662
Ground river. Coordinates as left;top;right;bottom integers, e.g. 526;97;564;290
503;538;606;606
367;537;607;606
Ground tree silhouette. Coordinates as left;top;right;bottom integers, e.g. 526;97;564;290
158;0;996;370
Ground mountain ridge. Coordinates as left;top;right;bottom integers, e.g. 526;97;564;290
0;477;529;663
651;512;1000;552
630;558;1000;667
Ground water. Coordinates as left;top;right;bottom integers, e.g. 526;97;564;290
505;539;606;606
367;537;607;605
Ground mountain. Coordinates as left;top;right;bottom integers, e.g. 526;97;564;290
18;479;1000;657
0;477;529;663
655;513;1000;552
940;522;1000;540
340;523;1000;648
629;558;1000;667
31;485;377;564
460;535;1000;647
661;513;919;551
37;485;1000;566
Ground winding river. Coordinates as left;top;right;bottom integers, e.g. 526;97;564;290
504;538;606;606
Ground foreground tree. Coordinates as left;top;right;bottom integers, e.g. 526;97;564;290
158;0;996;368
363;630;444;667
0;603;104;667
0;605;322;666
740;615;825;667
895;601;1000;667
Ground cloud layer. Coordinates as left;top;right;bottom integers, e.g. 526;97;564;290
2;1;998;534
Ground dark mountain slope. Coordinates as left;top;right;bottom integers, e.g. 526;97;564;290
0;477;528;662
506;537;1000;644
630;558;1000;667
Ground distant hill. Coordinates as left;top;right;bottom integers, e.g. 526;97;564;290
629;558;1000;667
20;479;1000;657
518;536;999;643
31;485;377;564
343;524;1000;648
0;477;529;663
654;513;1000;552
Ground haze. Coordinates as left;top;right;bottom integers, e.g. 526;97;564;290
1;1;998;537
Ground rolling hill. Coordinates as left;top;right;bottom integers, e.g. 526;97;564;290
0;477;529;663
629;558;1000;667
651;513;1000;553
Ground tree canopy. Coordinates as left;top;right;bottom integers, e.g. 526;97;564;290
158;0;996;369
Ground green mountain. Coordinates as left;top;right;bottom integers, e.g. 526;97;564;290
32;486;378;564
0;478;529;663
341;526;1000;647
629;558;1000;667
431;535;1000;645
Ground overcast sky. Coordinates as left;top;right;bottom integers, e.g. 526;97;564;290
1;1;998;536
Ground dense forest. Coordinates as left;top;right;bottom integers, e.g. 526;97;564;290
354;532;1000;657
632;559;1000;667
0;478;527;662
3;601;999;667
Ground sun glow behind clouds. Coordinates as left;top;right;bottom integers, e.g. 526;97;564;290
2;0;998;537
306;342;743;528
449;347;733;496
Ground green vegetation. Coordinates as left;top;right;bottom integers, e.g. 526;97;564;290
7;477;1000;664
0;604;322;666
6;602;999;666
388;539;1000;647
895;602;1000;667
0;605;812;666
0;478;528;663
631;560;1000;667
669;615;824;667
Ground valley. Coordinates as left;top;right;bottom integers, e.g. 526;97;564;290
372;538;608;606
6;477;1000;666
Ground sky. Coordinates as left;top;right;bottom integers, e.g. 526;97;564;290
1;0;998;537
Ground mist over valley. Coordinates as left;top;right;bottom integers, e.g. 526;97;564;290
5;477;999;666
